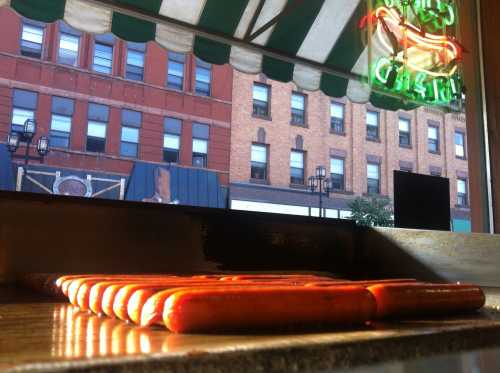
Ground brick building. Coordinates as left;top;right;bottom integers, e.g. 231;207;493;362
0;8;232;202
229;72;471;231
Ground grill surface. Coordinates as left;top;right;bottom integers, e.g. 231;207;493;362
2;287;500;373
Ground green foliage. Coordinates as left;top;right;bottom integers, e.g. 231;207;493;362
347;196;394;227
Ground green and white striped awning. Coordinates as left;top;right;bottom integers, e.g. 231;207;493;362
1;0;433;110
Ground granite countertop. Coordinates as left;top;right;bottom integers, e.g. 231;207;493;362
2;287;500;373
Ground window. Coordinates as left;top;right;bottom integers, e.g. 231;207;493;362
455;131;466;158
93;34;114;74
290;151;305;185
58;22;80;66
11;89;38;133
126;42;146;81
21;20;44;59
120;109;141;157
86;103;109;153
457;178;468;207
330;102;344;134
253;83;269;117
428;125;439;153
399;118;411;147
251;144;267;181
367;163;380;195
50;97;74;149
366;111;379;140
195;58;211;96
163;117;182;163
330;158;345;191
291;93;305;125
167;52;185;90
192;123;209;168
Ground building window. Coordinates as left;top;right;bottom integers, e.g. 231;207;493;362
192;122;209;168
457;178;468;207
11;89;38;133
120;109;141;158
330;158;345;191
251;144;267;181
58;22;80;66
126;42;146;81
86;103;109;153
291;93;306;125
167;52;185;90
290;150;305;185
366;111;379;140
367;163;380;195
93;34;114;74
49;97;74;149
399;118;411;147
195;58;211;96
330;102;344;134
163;117;182;163
455;131;466;158
21;20;44;59
253;83;269;117
428;125;439;153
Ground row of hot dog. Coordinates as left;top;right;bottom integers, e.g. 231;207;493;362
21;274;486;333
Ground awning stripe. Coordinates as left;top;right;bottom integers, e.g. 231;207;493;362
320;1;367;98
11;0;64;23
111;12;156;42
65;0;111;34
194;0;250;65
262;0;325;82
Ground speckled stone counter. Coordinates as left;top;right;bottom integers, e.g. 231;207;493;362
2;288;500;373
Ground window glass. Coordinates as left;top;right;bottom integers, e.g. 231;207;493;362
192;138;208;154
164;134;180;150
457;178;468;206
120;127;139;157
164;117;182;134
366;111;379;139
12;89;37;133
330;102;344;133
399;118;411;147
93;40;113;74
12;108;34;133
167;52;185;90
290;151;304;184
428;126;439;153
50;115;71;148
291;93;305;125
367;163;380;194
195;58;211;96
126;43;145;81
251;144;267;180
330;158;345;191
455;132;465;158
87;121;106;138
87;103;108;153
253;83;269;117
21;22;44;58
192;122;209;139
58;33;79;66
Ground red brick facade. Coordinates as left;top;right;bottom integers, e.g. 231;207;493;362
230;71;470;223
0;8;232;185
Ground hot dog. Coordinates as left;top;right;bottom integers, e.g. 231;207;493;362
367;283;486;319
163;286;376;333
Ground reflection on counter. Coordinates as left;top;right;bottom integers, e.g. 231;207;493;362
50;304;170;359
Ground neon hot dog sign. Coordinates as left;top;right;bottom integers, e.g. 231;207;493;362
370;0;463;107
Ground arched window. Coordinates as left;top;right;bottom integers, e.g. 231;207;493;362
257;127;266;143
295;135;303;150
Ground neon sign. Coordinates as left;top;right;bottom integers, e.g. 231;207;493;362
369;0;463;107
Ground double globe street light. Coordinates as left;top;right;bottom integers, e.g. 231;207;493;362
6;119;49;186
308;165;332;218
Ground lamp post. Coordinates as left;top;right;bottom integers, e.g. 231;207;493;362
308;165;332;218
6;119;49;189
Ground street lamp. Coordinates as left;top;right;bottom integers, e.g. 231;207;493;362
6;119;50;189
308;165;332;218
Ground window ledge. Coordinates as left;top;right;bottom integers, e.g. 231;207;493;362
290;121;308;128
429;150;441;155
331;189;354;196
289;183;307;190
252;114;272;121
455;204;470;209
362;193;389;199
250;178;270;185
399;144;412;149
330;130;346;136
366;137;381;143
456;156;467;161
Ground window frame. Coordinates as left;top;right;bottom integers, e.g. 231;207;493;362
252;82;270;118
290;149;305;185
86;103;109;153
367;162;381;195
92;35;114;75
457;178;469;207
366;110;380;141
428;124;440;154
57;22;81;66
398;117;412;148
11;89;38;134
330;102;345;134
49;96;74;149
195;58;212;96
167;52;185;90
20;20;45;59
192;122;209;168
290;92;306;126
125;42;146;82
330;157;345;192
455;130;467;160
119;109;142;158
163;117;182;163
251;142;268;182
